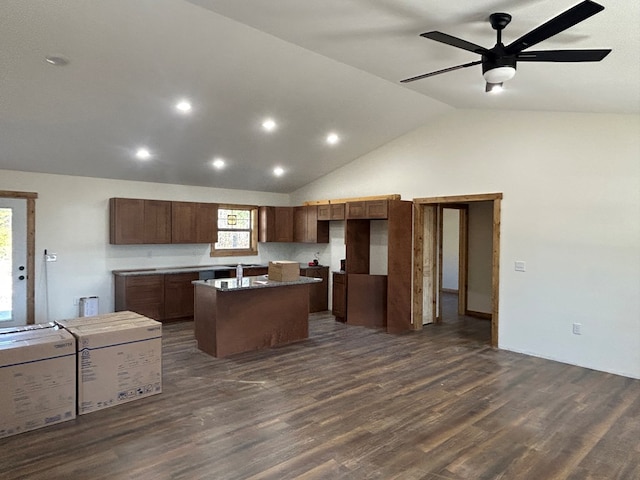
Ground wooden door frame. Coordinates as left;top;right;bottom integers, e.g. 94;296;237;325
412;193;502;347
0;190;37;324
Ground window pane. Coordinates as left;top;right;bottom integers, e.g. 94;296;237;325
218;208;251;230
215;231;250;250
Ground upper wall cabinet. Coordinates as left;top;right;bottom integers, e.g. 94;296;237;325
294;206;329;243
110;198;171;244
259;206;294;242
110;198;217;245
171;202;218;244
317;203;345;221
346;200;388;219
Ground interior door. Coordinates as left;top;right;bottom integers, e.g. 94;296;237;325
0;198;28;327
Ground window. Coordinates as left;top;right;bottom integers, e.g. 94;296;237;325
210;204;258;257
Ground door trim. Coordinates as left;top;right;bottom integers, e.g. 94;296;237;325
412;193;502;347
0;190;37;324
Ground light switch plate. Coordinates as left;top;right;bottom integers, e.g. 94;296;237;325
515;261;526;272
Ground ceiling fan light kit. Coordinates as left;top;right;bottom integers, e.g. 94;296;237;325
400;0;612;92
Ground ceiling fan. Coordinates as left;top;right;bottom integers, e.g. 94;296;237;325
401;0;611;92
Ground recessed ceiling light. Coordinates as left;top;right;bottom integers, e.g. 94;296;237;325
135;148;152;160
176;100;192;113
326;132;340;145
273;166;285;177
212;158;225;169
44;55;70;66
262;118;277;132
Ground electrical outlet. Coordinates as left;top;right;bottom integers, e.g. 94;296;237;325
514;261;526;272
572;323;582;335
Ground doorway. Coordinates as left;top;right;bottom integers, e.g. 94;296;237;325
412;193;502;347
0;191;37;325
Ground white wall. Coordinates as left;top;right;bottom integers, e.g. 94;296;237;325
442;208;459;291
291;109;640;379
0;169;289;323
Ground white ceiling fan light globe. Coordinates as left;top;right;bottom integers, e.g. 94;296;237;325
483;66;516;84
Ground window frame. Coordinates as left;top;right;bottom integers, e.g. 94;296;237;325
210;203;259;257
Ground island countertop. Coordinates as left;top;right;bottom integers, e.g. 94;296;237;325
192;275;321;292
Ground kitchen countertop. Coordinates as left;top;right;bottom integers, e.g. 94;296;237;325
112;264;326;276
193;275;321;292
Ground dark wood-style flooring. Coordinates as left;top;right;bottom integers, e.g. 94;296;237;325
1;294;639;479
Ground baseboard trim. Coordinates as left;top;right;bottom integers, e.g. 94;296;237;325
465;310;492;320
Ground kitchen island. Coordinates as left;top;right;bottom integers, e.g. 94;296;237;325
193;276;321;358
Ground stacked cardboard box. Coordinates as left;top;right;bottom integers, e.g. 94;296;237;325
57;311;162;415
0;326;76;438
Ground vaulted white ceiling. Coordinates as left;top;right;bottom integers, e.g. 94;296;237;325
1;1;637;193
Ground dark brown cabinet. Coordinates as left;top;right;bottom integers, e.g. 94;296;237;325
116;272;199;322
318;203;346;221
115;274;165;320
302;266;329;312
164;272;199;320
258;206;294;242
110;198;171;244
331;204;346;220
294;206;329;243
317;204;330;221
110;198;216;245
342;199;412;332
237;266;268;277
346;200;388;219
172;202;218;244
332;272;346;321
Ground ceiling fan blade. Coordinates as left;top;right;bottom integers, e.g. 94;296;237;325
400;60;482;83
505;0;605;54
517;49;611;62
421;31;491;55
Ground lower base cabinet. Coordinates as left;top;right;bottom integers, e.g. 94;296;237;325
302;266;329;313
115;273;197;322
115;265;330;320
332;272;346;321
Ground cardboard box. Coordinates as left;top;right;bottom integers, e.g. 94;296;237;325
60;317;162;415
0;322;57;336
57;311;145;328
0;328;76;438
268;261;300;282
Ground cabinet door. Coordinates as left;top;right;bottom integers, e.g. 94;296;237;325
143;200;172;244
164;272;199;320
293;206;307;242
172;202;217;243
294;206;329;243
259;206;292;242
274;207;293;242
110;198;144;244
346;201;366;219
330;204;345;220
172;201;197;243
118;275;165;320
317;204;331;221
332;272;346;320
366;200;388;219
195;203;218;243
306;267;328;312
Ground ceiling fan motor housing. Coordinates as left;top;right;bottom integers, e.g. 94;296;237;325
482;54;517;83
